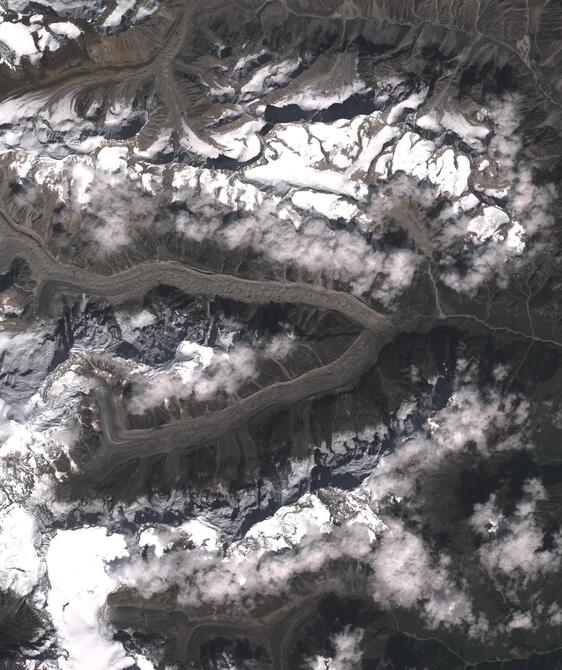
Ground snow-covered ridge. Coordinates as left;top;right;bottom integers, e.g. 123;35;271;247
0;0;159;50
0;0;159;69
0;77;550;301
0;11;81;67
0;9;560;668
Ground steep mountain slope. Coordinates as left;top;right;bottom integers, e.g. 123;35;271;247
0;1;561;669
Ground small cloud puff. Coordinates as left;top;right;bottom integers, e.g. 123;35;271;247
473;478;562;580
306;626;364;670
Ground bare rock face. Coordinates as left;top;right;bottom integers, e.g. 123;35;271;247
0;1;561;669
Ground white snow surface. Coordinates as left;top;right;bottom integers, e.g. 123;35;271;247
232;493;333;558
2;0;158;27
291;190;358;220
139;519;222;557
387;88;428;124
97;146;128;172
467;206;511;242
243;121;370;200
240;57;301;100
391;132;470;197
276;78;367;111
0;21;39;61
49;21;82;38
441;110;490;148
211;119;265;162
0;505;43;599
416;108;490;150
46;528;133;670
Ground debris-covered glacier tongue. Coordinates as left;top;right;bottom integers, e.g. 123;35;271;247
1;0;562;668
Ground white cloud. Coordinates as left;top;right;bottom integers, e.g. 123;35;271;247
371;519;474;628
306;626;364;669
113;489;382;608
139;518;222;557
176;204;419;304
434;95;557;294
107;374;531;636
364;379;530;507
127;331;295;414
505;611;534;631
473;479;561;579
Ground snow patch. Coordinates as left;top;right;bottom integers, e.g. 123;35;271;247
49;22;82;39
